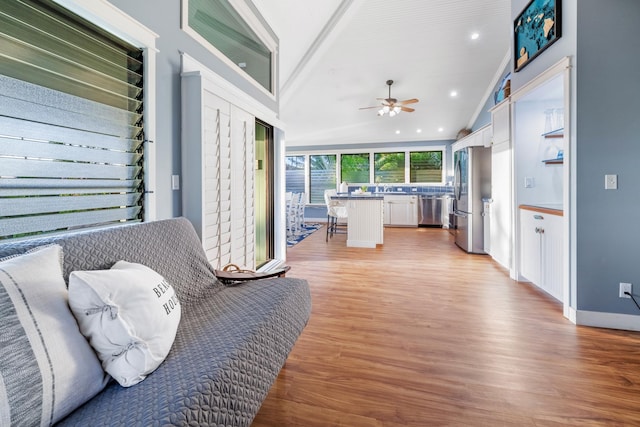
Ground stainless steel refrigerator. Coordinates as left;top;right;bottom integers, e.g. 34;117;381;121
453;146;491;253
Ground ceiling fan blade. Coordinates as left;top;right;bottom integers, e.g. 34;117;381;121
398;98;419;105
359;106;381;110
376;98;393;105
399;106;415;112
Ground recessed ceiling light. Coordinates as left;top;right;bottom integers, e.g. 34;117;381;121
471;32;480;40
395;130;400;134
450;90;458;97
438;127;444;132
417;129;422;133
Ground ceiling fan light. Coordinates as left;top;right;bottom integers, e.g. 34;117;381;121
389;110;397;117
382;105;390;113
377;109;385;116
393;106;401;113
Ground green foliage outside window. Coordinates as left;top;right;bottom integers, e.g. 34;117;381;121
374;152;405;183
340;153;369;183
410;151;443;183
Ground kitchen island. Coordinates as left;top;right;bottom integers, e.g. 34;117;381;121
332;194;384;248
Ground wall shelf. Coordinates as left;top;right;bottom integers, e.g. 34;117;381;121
542;158;563;165
542;128;564;139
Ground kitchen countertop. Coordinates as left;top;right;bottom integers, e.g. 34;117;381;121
333;192;454;199
332;194;383;200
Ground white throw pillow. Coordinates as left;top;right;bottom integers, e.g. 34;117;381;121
68;261;181;387
0;245;108;426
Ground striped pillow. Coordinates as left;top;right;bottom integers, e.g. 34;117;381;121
0;245;108;426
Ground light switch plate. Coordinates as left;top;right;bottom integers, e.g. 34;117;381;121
605;174;617;190
171;174;180;190
524;176;534;188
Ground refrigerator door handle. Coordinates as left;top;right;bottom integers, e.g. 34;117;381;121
454;160;462;200
453;211;468;218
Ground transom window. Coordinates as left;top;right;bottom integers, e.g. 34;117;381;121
183;0;275;94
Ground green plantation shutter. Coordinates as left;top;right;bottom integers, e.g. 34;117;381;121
0;0;145;240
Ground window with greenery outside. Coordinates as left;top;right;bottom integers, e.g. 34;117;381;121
340;153;369;184
374;152;405;183
410;151;443;183
309;154;336;204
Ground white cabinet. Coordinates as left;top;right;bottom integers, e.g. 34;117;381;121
520;210;542;285
383;195;418;227
519;207;563;302
492;100;510;143
346;198;384;248
451;124;491;152
489;100;513;273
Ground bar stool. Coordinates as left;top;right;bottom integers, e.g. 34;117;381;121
324;189;347;242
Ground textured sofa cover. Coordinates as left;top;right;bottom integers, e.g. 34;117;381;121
0;217;312;426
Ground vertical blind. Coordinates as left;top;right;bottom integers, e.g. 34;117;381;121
0;0;145;240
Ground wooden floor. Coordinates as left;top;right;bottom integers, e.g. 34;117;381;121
252;226;640;426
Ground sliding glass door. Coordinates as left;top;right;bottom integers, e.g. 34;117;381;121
255;120;274;266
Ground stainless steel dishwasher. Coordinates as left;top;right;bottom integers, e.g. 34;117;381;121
418;194;443;226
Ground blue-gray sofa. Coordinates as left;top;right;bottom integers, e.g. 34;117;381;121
0;217;312;426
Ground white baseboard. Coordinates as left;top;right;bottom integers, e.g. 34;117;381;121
576;310;640;332
565;306;577;324
346;239;377;248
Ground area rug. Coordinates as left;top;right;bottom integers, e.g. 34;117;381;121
287;223;323;248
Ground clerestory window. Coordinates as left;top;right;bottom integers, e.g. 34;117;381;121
183;0;275;94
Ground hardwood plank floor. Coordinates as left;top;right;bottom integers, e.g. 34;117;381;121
252;226;640;426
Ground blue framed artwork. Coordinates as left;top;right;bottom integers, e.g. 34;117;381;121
513;0;561;72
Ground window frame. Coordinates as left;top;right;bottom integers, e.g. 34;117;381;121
409;150;444;184
181;0;277;101
286;145;448;205
53;0;158;221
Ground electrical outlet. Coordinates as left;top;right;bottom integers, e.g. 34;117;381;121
620;282;632;298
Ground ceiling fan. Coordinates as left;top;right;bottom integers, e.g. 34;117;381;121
360;80;419;117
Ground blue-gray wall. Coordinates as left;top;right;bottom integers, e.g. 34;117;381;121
574;0;640;314
107;0;278;220
471;65;511;131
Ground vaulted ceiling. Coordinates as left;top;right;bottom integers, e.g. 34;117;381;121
252;0;511;147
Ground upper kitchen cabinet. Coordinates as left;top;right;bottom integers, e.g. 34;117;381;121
491;100;511;146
